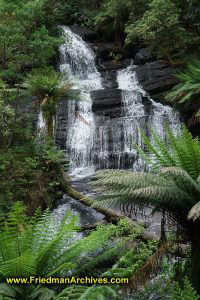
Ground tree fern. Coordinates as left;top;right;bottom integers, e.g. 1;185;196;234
25;67;79;138
93;126;200;291
188;201;200;221
166;58;200;126
132;125;200;180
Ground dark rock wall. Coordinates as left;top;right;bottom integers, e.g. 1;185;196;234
136;62;179;102
69;25;179;102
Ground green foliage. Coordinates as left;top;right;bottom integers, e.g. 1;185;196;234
132;257;175;299
95;167;200;226
134;125;200;180
93;0;200;60
94;0;135;43
0;203;146;299
53;285;118;300
25;67;79;138
0;0;62;83
76;219;145;278
93;125;200;291
0;98;14;149
125;0;196;59
1;203;184;300
0;0;101;84
41;0;100;28
166;59;200;126
0;203;76;278
25;68;70;101
0;81;36;150
0;204;77;299
170;278;199;300
131;258;199;300
35;141;68;171
103;240;157;279
0;142;66;213
94;127;200;223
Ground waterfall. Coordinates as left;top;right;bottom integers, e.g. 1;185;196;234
93;64;180;171
59;26;102;178
117;63;180;171
59;28;180;177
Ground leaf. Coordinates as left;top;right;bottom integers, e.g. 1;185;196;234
188;201;200;221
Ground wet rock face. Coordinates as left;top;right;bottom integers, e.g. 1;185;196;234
68;26;178;102
55;98;69;149
69;25;97;42
92;43;123;61
136;62;179;101
134;48;153;64
91;88;122;117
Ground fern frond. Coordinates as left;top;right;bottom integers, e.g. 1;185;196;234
161;167;200;196
170;278;200;300
0;283;20;299
166;59;200;129
29;285;55;300
54;286;88;300
150;130;176;166
54;285;118;300
188;201;200;221
94;165;200;227
0;251;36;277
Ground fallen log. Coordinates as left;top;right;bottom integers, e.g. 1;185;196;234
59;168;156;242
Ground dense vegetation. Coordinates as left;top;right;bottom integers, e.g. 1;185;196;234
166;58;200;127
94;0;200;61
1;0;200;299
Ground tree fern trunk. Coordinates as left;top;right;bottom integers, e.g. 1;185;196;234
47;117;53;139
190;234;200;293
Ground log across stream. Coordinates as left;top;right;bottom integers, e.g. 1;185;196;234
57;169;162;242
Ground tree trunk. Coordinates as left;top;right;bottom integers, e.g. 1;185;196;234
47;117;53;139
191;236;200;293
7;84;20;149
58;168;156;242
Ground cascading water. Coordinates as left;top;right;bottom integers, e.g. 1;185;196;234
93;64;180;171
117;63;180;171
59;28;180;176
59;26;102;178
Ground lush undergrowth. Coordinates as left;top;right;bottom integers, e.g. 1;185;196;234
0;142;66;214
0;202;199;300
0;0;200;299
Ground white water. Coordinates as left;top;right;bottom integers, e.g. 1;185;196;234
59;28;180;176
117;63;180;171
37;110;46;138
59;26;102;178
